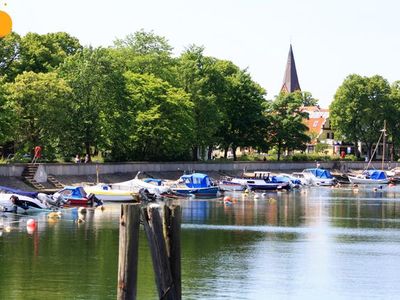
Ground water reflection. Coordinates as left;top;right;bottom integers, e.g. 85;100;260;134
0;186;400;299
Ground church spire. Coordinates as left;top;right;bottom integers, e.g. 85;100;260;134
281;44;301;93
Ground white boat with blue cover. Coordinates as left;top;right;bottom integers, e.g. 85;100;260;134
170;173;219;197
301;168;336;186
348;170;389;184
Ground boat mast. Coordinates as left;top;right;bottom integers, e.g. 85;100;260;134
381;120;386;170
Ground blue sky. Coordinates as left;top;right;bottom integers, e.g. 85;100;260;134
5;0;400;107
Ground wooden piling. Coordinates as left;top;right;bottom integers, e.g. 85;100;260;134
117;204;141;300
142;204;181;300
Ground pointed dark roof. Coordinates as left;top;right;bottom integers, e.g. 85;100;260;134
281;44;301;93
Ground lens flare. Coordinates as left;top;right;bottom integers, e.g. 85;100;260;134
0;10;12;37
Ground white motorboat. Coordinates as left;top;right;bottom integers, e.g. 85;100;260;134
301;168;336;186
0;193;49;213
84;184;138;202
111;177;171;197
348;170;389;184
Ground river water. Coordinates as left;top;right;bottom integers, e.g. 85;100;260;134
1;186;400;299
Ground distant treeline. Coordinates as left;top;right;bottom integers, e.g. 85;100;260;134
3;30;395;162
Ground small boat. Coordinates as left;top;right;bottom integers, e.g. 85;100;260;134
230;171;291;191
218;178;247;191
301;168;336;186
0;193;49;213
84;184;138;202
348;170;389;184
111;175;171;197
169;173;219;197
53;186;102;206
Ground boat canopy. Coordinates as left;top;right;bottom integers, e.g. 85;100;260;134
180;173;212;188
305;168;333;179
366;170;387;180
0;186;38;198
143;178;163;186
61;186;87;198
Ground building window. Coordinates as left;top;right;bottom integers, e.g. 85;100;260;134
326;132;330;139
331;133;334;139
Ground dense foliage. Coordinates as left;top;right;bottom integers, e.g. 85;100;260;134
0;30;313;162
330;74;396;158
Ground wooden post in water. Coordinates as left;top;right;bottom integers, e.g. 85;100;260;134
117;204;141;300
142;204;181;300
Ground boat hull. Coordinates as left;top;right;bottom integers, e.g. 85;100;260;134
171;186;219;197
218;181;246;191
348;176;389;184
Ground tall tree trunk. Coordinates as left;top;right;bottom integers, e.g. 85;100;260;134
232;146;237;161
277;141;282;161
192;146;198;161
224;146;228;159
207;146;213;160
354;140;360;158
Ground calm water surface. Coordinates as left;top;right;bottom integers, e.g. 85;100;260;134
1;186;400;299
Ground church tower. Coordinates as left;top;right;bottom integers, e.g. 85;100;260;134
281;44;301;93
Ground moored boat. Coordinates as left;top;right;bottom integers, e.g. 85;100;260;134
169;173;219;197
301;168;336;186
348;170;389;184
229;171;291;191
0;193;49;213
53;186;102;206
84;184;138;202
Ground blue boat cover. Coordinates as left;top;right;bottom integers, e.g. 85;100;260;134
180;173;212;188
143;178;163;186
0;185;38;198
62;186;87;198
306;168;333;179
367;170;387;180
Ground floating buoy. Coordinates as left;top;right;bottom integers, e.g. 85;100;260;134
26;219;36;233
268;198;276;204
27;219;36;228
48;211;62;219
262;193;267;197
254;194;260;200
4;225;11;232
373;187;378;192
353;188;359;193
100;205;105;211
244;189;249;194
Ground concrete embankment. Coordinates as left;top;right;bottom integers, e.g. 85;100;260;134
0;161;396;190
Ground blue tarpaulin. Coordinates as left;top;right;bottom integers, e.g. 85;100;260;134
306;168;333;179
180;173;212;188
367;170;387;180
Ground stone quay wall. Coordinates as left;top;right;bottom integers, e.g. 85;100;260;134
0;161;397;177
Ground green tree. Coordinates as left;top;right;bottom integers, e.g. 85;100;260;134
123;72;194;160
267;92;310;160
111;30;177;84
17;32;81;75
330;74;391;158
5;71;72;158
218;68;268;160
0;78;14;146
176;45;221;160
58;47;125;159
0;32;21;80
